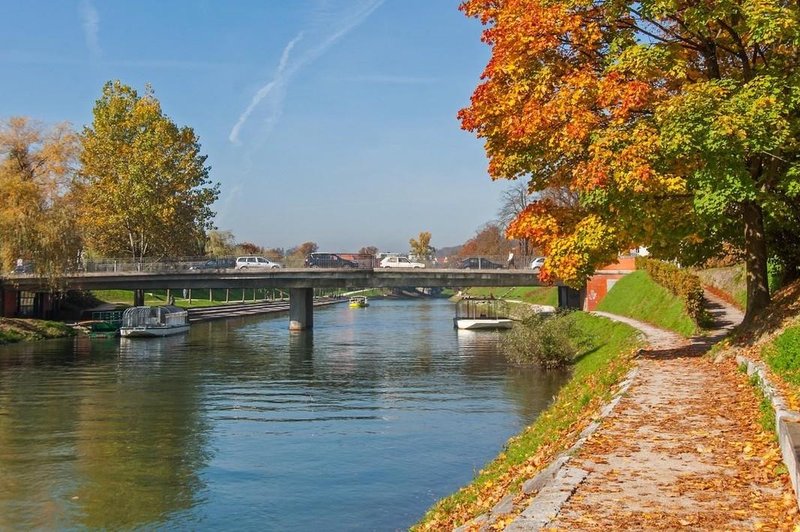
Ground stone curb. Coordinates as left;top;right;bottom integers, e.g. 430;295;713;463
454;365;639;532
736;355;800;510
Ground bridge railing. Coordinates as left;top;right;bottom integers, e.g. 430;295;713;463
434;255;543;270
4;254;547;275
82;257;219;273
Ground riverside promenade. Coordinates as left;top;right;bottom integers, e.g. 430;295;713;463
504;294;800;530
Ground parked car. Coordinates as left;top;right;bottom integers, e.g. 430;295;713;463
13;261;33;274
304;252;358;268
235;256;283;269
379;256;425;269
529;256;546;273
458;257;504;270
191;258;236;270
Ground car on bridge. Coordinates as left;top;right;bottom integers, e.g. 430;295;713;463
379;256;425;269
458;257;504;270
235;256;283;269
304;252;358;268
530;256;546;274
191;258;236;270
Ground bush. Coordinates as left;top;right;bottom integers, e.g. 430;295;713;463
502;312;578;368
635;257;713;328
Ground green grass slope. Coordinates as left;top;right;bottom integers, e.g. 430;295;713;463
463;286;558;307
92;288;292;308
763;325;800;386
0;318;75;344
596;270;697;337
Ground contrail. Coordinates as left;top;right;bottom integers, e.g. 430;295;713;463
80;0;101;57
229;32;304;144
229;0;384;145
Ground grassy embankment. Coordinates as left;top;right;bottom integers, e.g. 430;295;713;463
461;286;558;307
731;280;800;410
414;312;642;530
596;270;697;337
0;318;75;344
92;288;299;308
763;326;800;387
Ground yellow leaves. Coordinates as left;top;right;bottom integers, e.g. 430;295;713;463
0;117;82;274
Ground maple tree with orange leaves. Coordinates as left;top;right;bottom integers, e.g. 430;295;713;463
460;0;800;321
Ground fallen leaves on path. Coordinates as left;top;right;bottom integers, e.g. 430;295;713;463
549;355;799;530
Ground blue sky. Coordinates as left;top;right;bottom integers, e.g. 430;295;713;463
1;0;507;253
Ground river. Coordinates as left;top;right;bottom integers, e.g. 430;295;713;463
0;298;568;530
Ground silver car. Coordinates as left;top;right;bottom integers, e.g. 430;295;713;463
235;256;283;269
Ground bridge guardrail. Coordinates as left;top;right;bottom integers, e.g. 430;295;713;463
4;253;546;276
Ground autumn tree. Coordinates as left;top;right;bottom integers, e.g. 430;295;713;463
236;242;260;255
460;222;510;257
359;245;378;256
0;117;82;275
205;230;236;257
409;231;435;261
287;241;318;258
284;241;318;266
460;0;800;320
79;81;219;263
262;247;285;262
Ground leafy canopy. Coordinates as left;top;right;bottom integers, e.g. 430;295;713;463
410;231;435;260
80;81;219;261
460;0;800;294
0;117;82;276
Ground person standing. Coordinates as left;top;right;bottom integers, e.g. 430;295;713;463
507;250;515;269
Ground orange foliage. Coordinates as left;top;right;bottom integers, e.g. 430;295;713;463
458;0;689;284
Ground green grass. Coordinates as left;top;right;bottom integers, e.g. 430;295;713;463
596;270;697;337
91;288;297;308
749;373;777;437
414;312;643;529
463;286;558;307
0;318;75;344
762;325;800;387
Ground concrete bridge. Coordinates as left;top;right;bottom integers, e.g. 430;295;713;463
1;268;557;330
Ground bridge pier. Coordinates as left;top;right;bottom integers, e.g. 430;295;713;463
289;288;314;331
133;289;145;307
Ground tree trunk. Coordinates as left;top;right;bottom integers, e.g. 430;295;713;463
743;200;770;322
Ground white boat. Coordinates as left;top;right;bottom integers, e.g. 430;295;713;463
454;298;513;330
120;305;190;338
455;318;513;330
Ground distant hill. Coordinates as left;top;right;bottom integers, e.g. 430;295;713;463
437;245;462;258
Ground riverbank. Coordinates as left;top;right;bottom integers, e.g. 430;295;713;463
414;311;643;529
0;318;75;344
427;286;800;529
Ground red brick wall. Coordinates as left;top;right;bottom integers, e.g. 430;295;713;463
597;256;636;272
583;257;637;311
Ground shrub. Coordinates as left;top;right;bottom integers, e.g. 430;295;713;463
502;312;578;368
635;257;712;328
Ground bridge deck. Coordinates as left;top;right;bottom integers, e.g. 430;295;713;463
2;268;550;291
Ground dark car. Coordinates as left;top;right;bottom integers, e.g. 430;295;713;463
13;262;33;274
191;258;236;270
459;257;504;270
304;252;358;268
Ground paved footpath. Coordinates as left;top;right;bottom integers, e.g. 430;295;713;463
511;293;799;530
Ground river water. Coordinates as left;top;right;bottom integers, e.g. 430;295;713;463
0;299;568;530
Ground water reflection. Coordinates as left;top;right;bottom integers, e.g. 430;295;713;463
0;336;208;529
0;299;569;530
